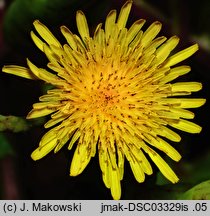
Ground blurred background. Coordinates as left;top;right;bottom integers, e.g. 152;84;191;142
0;0;209;200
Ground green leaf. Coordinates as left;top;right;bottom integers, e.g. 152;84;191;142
178;180;210;200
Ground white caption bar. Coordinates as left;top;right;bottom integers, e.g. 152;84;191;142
0;200;209;216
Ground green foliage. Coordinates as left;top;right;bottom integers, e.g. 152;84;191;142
3;0;86;52
178;180;210;200
0;115;29;132
0;133;13;159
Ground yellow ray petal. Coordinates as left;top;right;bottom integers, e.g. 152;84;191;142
110;168;121;200
159;65;191;84
105;10;117;41
177;98;206;108
170;108;194;119
44;115;68;128
76;10;90;41
30;31;45;51
155;36;179;65
147;36;167;50
54;134;70;153
54;124;73;153
33;20;61;47
2;65;37;80
145;147;179;183
108;148;117;169
60;26;77;50
102;166;111;189
156;126;181;142
156;137;181;162
32;101;61;109
27;107;56;119
39;69;62;84
127;19;146;44
70;142;91;176
163;44;198;68
141;21;162;48
143;133;181;161
99;149;111;189
130;159;145;183
50;44;65;58
138;149;153;175
171;82;202;93
27;58;60;84
39;93;61;102
26;58;41;78
117;148;124;180
169;119;202;133
159;98;206;108
117;0;132;29
68;130;81;150
43;44;59;65
31;139;57;161
39;128;57;147
129;30;143;49
124;142;153;175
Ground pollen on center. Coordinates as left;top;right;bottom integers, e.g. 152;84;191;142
71;60;133;123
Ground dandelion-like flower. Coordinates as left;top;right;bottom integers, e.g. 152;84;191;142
2;1;206;199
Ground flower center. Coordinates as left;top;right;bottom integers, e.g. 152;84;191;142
92;82;120;112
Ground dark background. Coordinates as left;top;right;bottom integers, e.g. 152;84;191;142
0;0;209;200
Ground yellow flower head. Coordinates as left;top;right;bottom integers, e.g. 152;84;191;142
2;1;206;199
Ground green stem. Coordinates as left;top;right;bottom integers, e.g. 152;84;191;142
0;115;29;132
